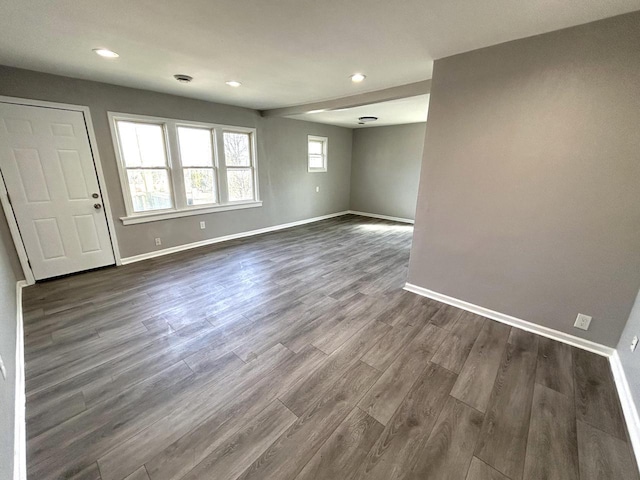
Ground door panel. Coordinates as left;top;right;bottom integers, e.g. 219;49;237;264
33;218;65;259
74;214;102;253
0;102;115;280
14;148;51;201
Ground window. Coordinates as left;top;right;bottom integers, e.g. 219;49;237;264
178;126;217;206
223;131;255;202
116;121;173;212
109;113;260;224
308;135;328;172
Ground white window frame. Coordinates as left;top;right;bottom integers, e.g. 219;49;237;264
307;135;328;173
221;130;259;204
108;112;261;225
176;123;220;207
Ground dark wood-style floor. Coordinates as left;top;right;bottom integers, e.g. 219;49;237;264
22;215;639;480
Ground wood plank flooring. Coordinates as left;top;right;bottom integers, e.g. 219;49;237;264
22;215;639;480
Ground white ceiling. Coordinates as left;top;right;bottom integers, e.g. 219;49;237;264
1;0;638;110
288;95;430;129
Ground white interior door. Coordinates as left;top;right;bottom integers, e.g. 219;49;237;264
0;102;115;280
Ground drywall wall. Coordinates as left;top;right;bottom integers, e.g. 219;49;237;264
0;225;17;479
408;11;640;347
617;289;640;417
0;66;352;259
350;123;426;220
0;209;22;279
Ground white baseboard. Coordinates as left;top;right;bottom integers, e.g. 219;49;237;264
14;280;27;480
610;351;640;468
347;210;414;224
403;283;614;357
121;211;350;265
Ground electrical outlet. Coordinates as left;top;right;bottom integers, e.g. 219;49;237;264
631;336;639;352
0;354;6;380
155;237;162;246
200;221;206;230
574;313;592;331
316;186;320;193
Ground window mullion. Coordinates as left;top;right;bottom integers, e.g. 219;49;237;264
165;122;185;210
211;128;220;204
215;129;230;204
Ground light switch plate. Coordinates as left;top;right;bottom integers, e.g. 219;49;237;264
631;335;639;352
574;313;592;331
0;354;6;380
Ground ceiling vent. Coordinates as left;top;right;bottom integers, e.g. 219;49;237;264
174;74;193;84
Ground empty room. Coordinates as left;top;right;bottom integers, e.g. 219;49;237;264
1;1;639;479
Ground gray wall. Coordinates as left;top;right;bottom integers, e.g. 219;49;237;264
350;123;426;220
617;289;640;419
0;66;352;259
0;223;17;479
408;12;640;347
0;209;22;279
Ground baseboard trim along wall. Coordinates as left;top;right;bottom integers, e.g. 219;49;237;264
120;211;351;265
404;281;640;468
404;282;614;356
610;351;640;468
14;280;27;480
347;210;415;224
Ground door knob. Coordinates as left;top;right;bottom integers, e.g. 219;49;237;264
94;203;102;210
92;193;99;199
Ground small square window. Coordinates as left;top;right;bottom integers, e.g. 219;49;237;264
308;135;327;172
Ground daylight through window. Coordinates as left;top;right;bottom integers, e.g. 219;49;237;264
110;113;259;223
308;135;328;172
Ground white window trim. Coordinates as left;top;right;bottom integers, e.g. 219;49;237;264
221;129;260;204
108;112;261;224
176;123;220;207
308;135;328;173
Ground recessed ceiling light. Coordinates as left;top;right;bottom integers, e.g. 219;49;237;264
174;74;193;83
350;73;366;83
93;48;119;58
226;81;242;87
358;116;378;123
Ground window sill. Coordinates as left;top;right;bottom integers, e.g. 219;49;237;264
120;201;263;225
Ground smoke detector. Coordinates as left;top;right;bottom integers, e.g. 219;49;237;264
358;116;378;125
174;74;193;84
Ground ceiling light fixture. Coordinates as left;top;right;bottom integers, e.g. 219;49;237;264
350;73;366;83
93;48;119;58
226;81;242;87
174;74;193;83
358;116;378;124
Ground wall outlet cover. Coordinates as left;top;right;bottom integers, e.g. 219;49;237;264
200;221;206;229
316;186;320;192
155;237;162;246
574;313;592;331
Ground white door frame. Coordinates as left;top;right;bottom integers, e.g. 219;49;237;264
0;95;122;285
